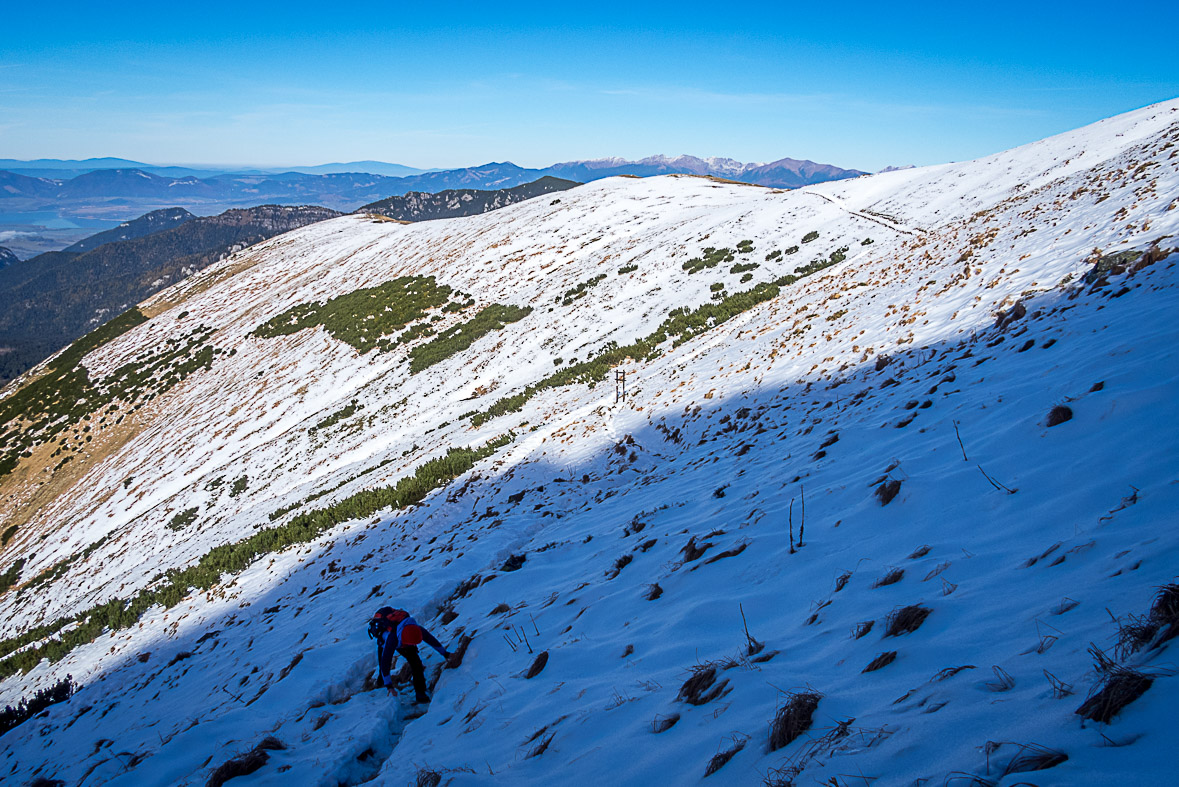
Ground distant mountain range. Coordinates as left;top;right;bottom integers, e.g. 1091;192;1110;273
0;247;17;268
277;161;433;178
0;205;339;386
0;154;868;182
0;155;866;260
0;158;433;180
543;154;866;188
358;176;579;221
0;154;864;214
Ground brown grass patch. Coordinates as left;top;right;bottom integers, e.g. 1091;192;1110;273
1076;659;1154;724
652;713;680;733
677;665;730;706
768;690;822;751
704;736;748;777
862;651;897;672
873;567;905;588
525;651;549;679
206;737;285;787
884;604;931;636
875;479;902;505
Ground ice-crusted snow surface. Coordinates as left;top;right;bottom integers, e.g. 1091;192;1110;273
1;99;1178;785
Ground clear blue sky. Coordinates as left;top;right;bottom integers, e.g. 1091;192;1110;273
2;1;1176;171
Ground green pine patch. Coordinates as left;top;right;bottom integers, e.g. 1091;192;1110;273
409;304;532;373
471;277;803;427
251;276;530;370
469;243;862;429
559;274;607;306
251;276;455;354
683;247;735;274
0;433;514;679
0;308;220;481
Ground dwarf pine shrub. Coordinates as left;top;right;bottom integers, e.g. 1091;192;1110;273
167;508;198;531
0;308;145;477
0;560;24;594
0;434;514;678
559;274;607;305
0;674;76;737
409;304;532;373
252;275;454;353
470;276;805;426
683;247;735;274
0;312;218;482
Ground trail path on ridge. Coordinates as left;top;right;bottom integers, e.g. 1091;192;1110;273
802;188;923;235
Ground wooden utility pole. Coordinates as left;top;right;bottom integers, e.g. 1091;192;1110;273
615;370;626;403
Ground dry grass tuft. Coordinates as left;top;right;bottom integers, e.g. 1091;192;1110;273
853;620;875;639
983;665;1016;692
525;733;557;759
1150;583;1179;644
525;651;549;679
645;583;663;601
677;665;730;706
768;690;822;751
873;567;905;588
862;651;897;673
704;735;749;777
501;553;526;572
998;741;1069;775
606;553;633;579
416;769;442;787
652;713;680;733
206;737;286;787
875;479;902;505
681;535;713;562
1076;670;1153;723
884;604;931;636
1112;583;1179;658
1114;613;1159;659
931;665;976;682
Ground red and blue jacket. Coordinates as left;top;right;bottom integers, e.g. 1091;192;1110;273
372;611;448;687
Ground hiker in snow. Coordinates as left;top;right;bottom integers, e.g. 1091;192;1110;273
369;606;452;704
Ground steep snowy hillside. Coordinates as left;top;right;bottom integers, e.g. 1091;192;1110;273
1;100;1178;786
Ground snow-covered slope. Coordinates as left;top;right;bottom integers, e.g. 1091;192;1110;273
1;99;1178;786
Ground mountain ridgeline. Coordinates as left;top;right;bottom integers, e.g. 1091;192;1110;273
357;176;579;222
63;208;196;254
0;205;340;385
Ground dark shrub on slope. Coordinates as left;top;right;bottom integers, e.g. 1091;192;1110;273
0;674;76;737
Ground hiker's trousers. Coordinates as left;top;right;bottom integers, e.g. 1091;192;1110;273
398;646;429;702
